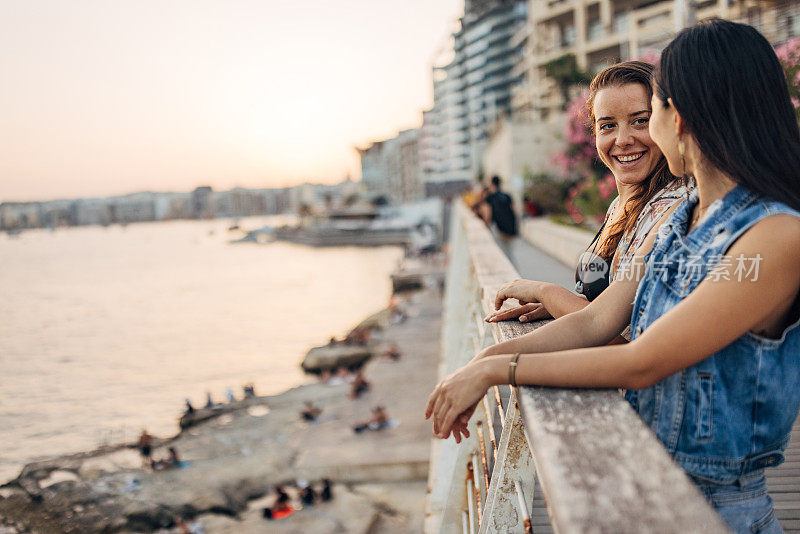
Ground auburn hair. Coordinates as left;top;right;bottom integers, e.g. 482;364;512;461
585;60;677;260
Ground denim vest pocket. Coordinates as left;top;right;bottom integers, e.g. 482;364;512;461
663;269;694;299
697;373;714;440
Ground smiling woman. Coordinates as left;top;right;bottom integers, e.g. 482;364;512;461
486;61;687;326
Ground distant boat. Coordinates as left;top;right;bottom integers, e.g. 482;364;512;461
272;208;415;247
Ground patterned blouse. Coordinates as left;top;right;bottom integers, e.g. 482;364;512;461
607;182;691;280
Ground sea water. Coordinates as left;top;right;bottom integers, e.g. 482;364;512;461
0;217;402;482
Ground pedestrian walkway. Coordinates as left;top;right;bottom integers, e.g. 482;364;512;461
506;235;573;288
501;235;800;533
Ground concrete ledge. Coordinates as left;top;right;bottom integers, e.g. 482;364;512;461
520;217;593;269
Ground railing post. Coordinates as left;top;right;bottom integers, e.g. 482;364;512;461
478;392;536;534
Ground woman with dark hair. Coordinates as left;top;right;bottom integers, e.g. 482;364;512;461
427;19;800;533
486;60;686;326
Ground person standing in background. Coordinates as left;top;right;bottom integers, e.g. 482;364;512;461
484;176;518;261
137;429;153;469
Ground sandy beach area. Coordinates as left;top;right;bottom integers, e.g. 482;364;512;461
0;259;444;533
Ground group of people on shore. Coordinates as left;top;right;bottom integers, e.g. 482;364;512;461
262;479;333;521
428;20;800;534
183;383;258;415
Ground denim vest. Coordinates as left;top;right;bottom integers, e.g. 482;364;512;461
625;185;800;484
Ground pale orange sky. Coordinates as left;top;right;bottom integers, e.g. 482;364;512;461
0;0;463;202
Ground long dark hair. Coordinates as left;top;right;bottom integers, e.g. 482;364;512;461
586;61;677;260
654;19;800;211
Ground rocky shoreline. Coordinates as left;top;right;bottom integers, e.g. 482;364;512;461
0;257;444;533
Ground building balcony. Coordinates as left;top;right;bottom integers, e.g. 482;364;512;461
535;0;577;24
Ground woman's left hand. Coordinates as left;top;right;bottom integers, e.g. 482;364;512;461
425;359;494;440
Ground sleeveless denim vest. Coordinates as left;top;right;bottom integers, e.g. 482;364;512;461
625;185;800;484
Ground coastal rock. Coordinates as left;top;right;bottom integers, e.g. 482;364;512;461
300;344;373;374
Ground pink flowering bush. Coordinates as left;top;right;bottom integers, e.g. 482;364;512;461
550;90;599;180
550;90;615;224
775;37;800;117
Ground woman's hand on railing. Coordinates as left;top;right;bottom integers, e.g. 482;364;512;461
485;302;552;323
425;358;500;441
493;279;545;311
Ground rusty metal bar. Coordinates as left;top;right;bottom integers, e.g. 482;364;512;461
466;476;476;534
514;480;532;534
493;385;505;423
471;454;483;524
481;396;498;461
475;420;491;492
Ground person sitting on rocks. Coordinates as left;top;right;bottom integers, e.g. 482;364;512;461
167;446;182;467
204;391;215;409
318;369;332;383
300;401;322;422
320;479;333;502
298;480;316;506
151;446;183;471
390;306;407;325
383;345;402;361
353;406;389;433
225;388;236;403
263;485;294;520
184;398;195;415
348;370;370;399
243;383;256;398
176;507;205;534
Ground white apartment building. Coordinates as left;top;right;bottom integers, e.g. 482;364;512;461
358;128;422;205
357;141;389;200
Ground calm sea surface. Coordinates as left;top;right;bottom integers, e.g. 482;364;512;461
0;217;403;482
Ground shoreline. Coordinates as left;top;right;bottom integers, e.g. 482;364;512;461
0;255;444;533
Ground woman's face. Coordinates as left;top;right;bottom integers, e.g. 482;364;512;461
648;90;682;177
593;83;662;187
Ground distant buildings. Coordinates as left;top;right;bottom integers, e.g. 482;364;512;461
0;180;360;232
357;128;422;204
191;186;215;219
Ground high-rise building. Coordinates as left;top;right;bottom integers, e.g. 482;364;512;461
420;0;529;194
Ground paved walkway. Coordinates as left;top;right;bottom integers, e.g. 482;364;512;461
503;234;800;533
506;235;574;288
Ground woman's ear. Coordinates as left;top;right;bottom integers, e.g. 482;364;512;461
668;98;685;137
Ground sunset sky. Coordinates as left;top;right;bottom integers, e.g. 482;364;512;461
0;0;463;201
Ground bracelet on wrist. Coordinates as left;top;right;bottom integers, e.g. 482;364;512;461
508;353;521;387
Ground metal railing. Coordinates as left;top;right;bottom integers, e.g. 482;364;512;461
424;202;730;533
